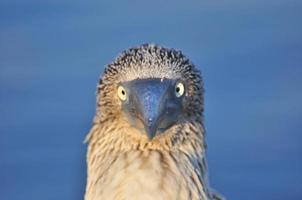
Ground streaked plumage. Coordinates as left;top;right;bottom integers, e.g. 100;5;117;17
85;44;222;200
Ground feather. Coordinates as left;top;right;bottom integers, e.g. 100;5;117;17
84;44;223;200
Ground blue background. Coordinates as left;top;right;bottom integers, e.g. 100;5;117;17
1;0;302;199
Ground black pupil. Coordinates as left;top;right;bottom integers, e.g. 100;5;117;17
121;90;125;95
176;87;180;93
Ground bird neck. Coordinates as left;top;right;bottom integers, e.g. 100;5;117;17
85;120;210;200
86;117;205;150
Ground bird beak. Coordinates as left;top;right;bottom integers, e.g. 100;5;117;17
126;79;172;140
144;117;160;140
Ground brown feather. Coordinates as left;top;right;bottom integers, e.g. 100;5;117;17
84;44;223;200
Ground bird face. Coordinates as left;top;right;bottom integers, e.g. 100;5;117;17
96;45;204;145
117;78;185;140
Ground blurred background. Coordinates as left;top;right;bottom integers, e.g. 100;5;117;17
1;0;302;199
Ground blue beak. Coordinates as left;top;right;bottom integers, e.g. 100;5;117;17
122;79;181;140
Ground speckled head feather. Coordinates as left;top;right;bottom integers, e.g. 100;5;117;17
85;44;223;200
95;44;204;126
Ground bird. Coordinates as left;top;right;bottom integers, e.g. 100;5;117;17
84;44;223;200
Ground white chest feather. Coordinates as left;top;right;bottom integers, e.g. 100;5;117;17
85;150;209;200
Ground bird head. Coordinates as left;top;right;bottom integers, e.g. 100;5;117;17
95;44;204;143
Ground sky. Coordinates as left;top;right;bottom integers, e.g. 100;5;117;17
0;0;302;199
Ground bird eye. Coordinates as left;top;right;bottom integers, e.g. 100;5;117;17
175;82;185;97
117;86;127;101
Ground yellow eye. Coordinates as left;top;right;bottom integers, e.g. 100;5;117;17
117;86;127;101
175;82;185;97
